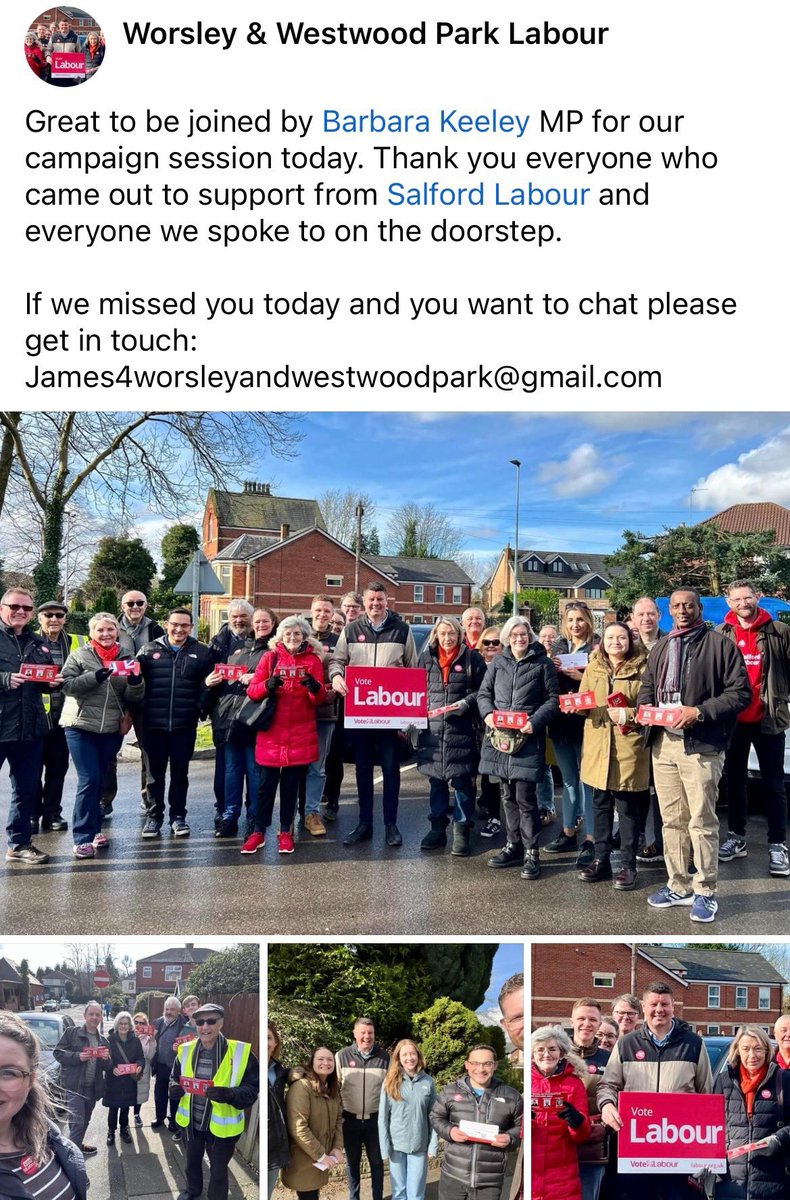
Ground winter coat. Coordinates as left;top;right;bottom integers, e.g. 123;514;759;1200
571;1043;610;1165
329;611;418;678
378;1071;439;1158
0;621;50;743
53;1022;110;1100
136;1032;156;1104
281;1070;343;1192
717;613;790;735
206;635;270;747
0;1121;88;1200
531;1061;590;1200
117;613;165;654
713;1061;790;1199
578;651;650;792
83;39;105;76
102;1030;145;1109
247;638;327;768
416;642;486;781
430;1074;522;1190
137;635;214;731
25;42;45;75
60;639;143;734
637;629;751;755
598;1019;712;1115
268;1058;290;1172
153;1013;191;1073
476;644;560;781
335;1043;389;1118
311;626;339;722
549;640;597;747
36;629;87;725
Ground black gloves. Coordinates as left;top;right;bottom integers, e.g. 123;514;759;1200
265;676;284;693
557;1102;585;1129
300;676;322;695
95;668;112;683
206;1085;234;1103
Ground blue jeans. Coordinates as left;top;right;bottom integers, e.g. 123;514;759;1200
2;738;44;847
536;764;555;813
429;775;475;824
223;740;259;822
65;729;122;844
554;739;594;834
353;730;401;826
388;1149;429;1200
580;1163;605;1200
305;721;335;814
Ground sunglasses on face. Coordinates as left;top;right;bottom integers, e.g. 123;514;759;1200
482;639;500;647
125;600;145;607
5;604;34;613
195;1017;219;1026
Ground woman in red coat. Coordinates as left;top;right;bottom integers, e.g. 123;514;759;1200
245;616;326;855
531;1025;590;1200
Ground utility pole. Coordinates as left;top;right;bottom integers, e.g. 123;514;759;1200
354;500;364;592
510;459;521;614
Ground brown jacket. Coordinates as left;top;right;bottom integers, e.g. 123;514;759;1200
282;1070;343;1193
579;652;650;792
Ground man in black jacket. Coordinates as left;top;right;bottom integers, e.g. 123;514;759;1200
53;1000;111;1154
1;589;51;865
137;608;214;838
430;1044;522;1200
638;588;751;923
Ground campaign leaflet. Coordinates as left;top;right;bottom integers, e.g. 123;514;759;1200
173;1033;197;1046
20;662;58;682
459;1119;501;1144
180;1076;213;1096
559;690;596;712
637;705;682;727
492;710;530;729
617;1092;726;1174
109;659;140;677
557;652;589;670
115;1063;139;1075
215;661;246;681
344;666;428;730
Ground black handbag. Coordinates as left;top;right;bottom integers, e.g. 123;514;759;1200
232;692;277;735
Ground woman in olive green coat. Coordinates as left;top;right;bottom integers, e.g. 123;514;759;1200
282;1049;344;1197
577;623;649;891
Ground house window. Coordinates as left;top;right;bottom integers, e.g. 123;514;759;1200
435;585;445;603
592;974;614;989
164;966;183;981
735;986;748;1009
217;564;232;595
142;966;152;979
550;560;565;573
325;575;343;588
414;585;424;603
759;987;771;1010
586;588;606;599
707;1024;720;1035
453;587;463;604
708;985;721;1008
526;559;539;572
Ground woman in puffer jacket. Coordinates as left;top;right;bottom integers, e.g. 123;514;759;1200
61;612;143;860
417;616;486;857
246;615;326;855
531;1025;590;1200
713;1024;790;1199
477;615;559;881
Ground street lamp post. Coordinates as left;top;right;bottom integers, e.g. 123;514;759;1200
509;459;521;615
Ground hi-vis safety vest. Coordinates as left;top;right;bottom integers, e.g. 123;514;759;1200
42;633;87;715
175;1037;251;1138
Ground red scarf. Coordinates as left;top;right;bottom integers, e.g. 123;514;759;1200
438;643;459;684
738;1062;768;1116
776;1049;790;1071
91;639;120;663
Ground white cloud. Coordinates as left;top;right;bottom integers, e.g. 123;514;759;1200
692;427;790;509
537;443;615;498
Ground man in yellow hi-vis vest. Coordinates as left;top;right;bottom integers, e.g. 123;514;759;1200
169;1002;259;1200
34;601;87;834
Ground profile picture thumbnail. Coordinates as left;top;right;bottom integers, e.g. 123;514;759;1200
25;7;105;86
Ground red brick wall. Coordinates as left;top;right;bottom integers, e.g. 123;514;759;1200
531;943;685;1027
135;961;201;991
681;981;782;1034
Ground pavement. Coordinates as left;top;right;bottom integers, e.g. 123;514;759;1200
2;757;788;935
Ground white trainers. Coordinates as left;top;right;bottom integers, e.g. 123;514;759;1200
718;832;747;861
768;843;790;877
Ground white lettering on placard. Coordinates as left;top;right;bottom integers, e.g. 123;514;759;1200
630;1118;723;1145
353;685;426;707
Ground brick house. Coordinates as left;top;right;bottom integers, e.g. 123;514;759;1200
699;501;790;549
200;483;474;634
531;943;787;1036
135;943;217;992
482;547;619;621
0;958;44;1010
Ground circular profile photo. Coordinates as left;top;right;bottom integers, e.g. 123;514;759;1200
25;7;105;86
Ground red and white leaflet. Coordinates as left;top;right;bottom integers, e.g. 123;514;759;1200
110;659;140;677
275;664;307;680
344;666;428;730
637;705;682;727
606;692;629;708
20;662;58;682
115;1063;138;1075
617;1092;726;1174
51;52;85;78
727;1139;771;1160
492;710;530;729
181;1075;213;1096
559;690;596;712
83;1046;107;1059
427;701;463;718
173;1033;197;1046
216;662;245;681
136;1023;156;1038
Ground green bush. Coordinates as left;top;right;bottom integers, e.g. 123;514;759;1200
186;944;259;995
412;997;506;1088
269;999;348;1067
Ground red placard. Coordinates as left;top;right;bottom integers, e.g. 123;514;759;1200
344;666;428;730
275;664;308;680
135;1023;156;1038
492;710;530;729
216;662;245;681
51;52;85;78
20;662;58;682
115;1063;139;1075
181;1075;213;1096
559;690;596;712
110;659;140;677
617;1092;726;1174
637;705;682;727
174;1033;197;1046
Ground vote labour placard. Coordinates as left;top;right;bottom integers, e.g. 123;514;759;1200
617;1092;726;1174
344;666;428;729
51;52;85;78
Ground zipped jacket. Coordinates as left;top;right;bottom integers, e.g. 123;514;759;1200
37;629;87;725
531;1060;590;1200
378;1071;438;1157
477;644;560;781
206;635;270;746
717;614;790;735
0;1122;88;1200
416;642;486;781
335;1043;389;1119
0;620;50;743
597;1019;712;1115
430;1074;522;1190
579;651;650;792
53;1022;111;1099
60;639;143;734
137;635;214;730
713;1061;790;1199
268;1058;290;1171
329;611;418;679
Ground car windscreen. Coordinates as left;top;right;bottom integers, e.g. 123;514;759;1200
19;1018;61;1048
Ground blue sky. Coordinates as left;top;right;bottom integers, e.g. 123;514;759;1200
480;942;523;1014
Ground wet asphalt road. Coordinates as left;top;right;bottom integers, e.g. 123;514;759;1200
2;758;788;937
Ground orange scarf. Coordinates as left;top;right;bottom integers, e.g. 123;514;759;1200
438;644;459;684
738;1062;768;1116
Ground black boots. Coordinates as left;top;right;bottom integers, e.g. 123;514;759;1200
520;850;540;880
451;822;472;857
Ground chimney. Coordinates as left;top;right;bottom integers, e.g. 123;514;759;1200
280;523;290;541
185;943;194;950
242;481;272;495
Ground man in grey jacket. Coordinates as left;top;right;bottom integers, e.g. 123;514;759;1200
53;1000;110;1154
430;1045;522;1200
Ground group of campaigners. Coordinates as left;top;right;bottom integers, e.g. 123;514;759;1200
0;994;258;1200
268;974;524;1200
24;17;105;84
532;987;790;1200
2;578;788;919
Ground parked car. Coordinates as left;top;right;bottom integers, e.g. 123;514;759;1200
41;999;58;1012
17;1011;76;1114
58;999;71;1009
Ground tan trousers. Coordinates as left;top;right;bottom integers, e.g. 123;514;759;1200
651;731;723;896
